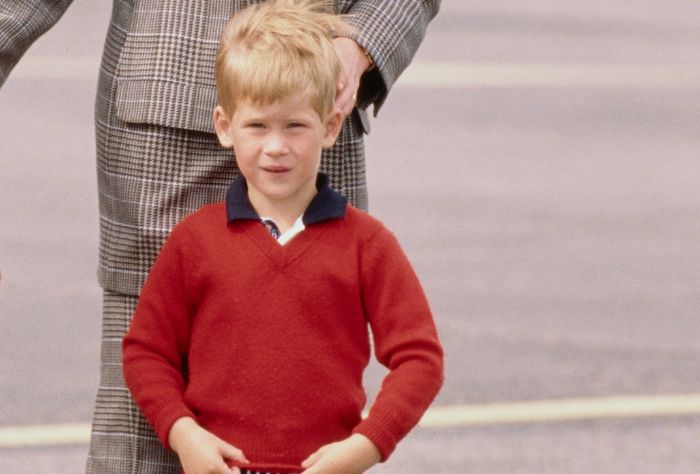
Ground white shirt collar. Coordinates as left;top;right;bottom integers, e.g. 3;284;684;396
260;215;306;245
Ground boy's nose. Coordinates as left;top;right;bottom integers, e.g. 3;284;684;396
263;133;288;157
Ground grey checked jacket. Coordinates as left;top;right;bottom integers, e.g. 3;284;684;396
1;0;441;296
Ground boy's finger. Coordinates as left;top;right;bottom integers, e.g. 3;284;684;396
219;441;249;464
301;449;321;468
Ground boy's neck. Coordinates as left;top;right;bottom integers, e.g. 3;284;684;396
247;187;317;233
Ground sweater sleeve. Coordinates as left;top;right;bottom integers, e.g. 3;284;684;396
341;0;441;114
0;0;73;87
122;224;198;449
352;225;444;460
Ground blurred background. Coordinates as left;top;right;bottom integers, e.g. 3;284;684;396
1;1;700;472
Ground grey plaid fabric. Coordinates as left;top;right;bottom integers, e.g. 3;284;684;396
0;0;72;85
87;290;181;473
1;0;441;472
241;471;287;474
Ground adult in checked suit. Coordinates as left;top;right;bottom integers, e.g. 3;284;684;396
0;0;441;472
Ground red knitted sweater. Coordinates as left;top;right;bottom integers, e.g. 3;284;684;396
122;202;444;473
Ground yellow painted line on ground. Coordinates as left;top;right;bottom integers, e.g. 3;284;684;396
10;57;700;89
419;394;700;427
398;62;700;89
3;395;700;448
0;423;91;448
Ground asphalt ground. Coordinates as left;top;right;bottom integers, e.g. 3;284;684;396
2;1;700;472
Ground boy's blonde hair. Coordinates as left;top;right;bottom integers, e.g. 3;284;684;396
215;0;348;119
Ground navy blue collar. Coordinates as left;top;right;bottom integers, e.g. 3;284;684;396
226;173;347;225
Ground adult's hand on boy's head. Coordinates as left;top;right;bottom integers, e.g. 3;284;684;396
169;417;248;474
300;433;381;474
332;37;372;118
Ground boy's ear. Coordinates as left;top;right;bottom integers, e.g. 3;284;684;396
322;108;344;149
213;105;235;149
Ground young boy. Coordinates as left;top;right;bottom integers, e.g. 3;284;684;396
122;1;444;473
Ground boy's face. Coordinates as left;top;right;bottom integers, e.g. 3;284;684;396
214;94;342;211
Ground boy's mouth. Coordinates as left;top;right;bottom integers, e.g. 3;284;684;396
262;166;291;173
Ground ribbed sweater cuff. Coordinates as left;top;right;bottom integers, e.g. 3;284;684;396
352;411;403;461
149;400;196;449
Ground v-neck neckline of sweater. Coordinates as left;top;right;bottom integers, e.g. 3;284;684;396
241;219;322;268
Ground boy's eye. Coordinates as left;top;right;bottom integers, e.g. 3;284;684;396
243;121;265;128
288;122;306;128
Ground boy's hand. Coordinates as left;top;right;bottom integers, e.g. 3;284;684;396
300;433;381;474
332;37;372;117
169;417;249;474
